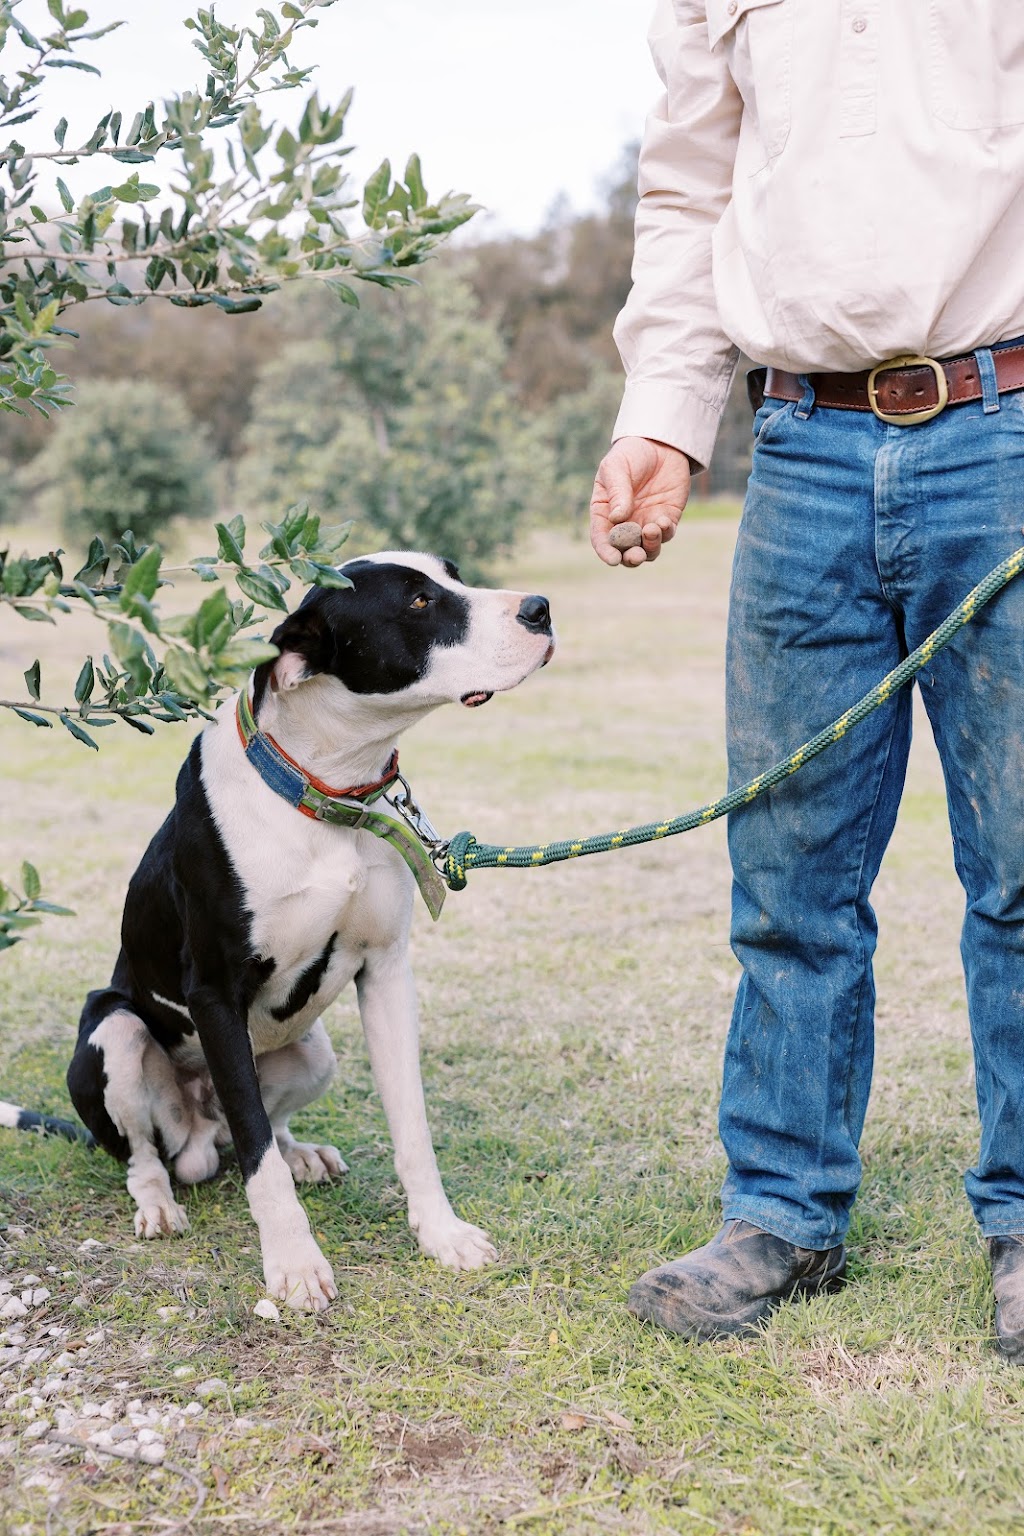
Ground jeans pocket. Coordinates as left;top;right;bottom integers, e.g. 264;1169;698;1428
752;398;792;448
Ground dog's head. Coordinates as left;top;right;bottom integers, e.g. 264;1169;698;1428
252;553;554;722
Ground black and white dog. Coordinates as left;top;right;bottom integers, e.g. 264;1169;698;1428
63;553;554;1310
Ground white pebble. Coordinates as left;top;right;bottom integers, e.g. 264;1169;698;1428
172;1366;193;1380
253;1299;280;1322
0;1298;28;1320
156;1306;180;1320
77;1238;102;1252
29;1289;51;1307
80;1402;102;1419
136;1427;159;1445
85;1330;105;1345
139;1442;165;1465
183;1402;202;1417
23;1472;60;1492
24;1420;49;1440
6;1227;26;1240
197;1377;227;1399
22;1347;46;1365
21;1275;41;1287
88;1429;115;1450
0;1348;22;1365
233;1416;256;1431
0;1280;12;1295
70;1296;88;1310
45;1267;58;1277
51;1354;76;1371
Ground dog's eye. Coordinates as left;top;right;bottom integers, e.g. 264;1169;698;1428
410;594;430;610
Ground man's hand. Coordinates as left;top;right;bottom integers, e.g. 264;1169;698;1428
590;437;692;567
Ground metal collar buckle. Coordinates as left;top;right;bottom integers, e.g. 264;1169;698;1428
867;354;949;426
384;772;450;870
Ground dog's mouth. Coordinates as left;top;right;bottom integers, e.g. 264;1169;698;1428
541;641;555;667
460;691;494;708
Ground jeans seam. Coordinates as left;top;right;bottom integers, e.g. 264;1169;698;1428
837;695;906;1144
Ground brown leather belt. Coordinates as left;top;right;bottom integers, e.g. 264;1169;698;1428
764;343;1024;425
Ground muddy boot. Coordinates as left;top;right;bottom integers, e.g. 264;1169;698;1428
989;1236;1024;1360
627;1219;846;1339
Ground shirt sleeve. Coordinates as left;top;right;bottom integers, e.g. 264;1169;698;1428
612;0;743;470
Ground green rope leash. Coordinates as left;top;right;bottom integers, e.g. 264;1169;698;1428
444;544;1024;891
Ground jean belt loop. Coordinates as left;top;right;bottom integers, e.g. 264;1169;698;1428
975;346;1000;414
794;374;816;420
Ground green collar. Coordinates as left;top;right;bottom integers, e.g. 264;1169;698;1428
235;689;447;920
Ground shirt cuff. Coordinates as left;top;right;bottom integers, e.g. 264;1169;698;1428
612;379;729;472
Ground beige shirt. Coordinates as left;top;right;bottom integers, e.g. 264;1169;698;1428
613;0;1024;467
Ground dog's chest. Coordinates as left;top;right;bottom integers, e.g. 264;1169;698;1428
241;830;408;1052
200;711;412;1051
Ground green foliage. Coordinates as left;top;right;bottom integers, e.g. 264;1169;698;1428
0;0;477;415
0;504;351;734
237;273;556;579
0;861;73;950
40;379;215;545
0;449;15;520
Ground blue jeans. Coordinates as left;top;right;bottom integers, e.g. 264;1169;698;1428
721;359;1024;1249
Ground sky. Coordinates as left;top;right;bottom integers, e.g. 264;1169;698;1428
10;0;661;236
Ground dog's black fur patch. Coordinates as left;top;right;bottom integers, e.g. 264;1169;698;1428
67;738;278;1181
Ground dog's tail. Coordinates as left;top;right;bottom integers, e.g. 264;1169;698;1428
0;1099;95;1147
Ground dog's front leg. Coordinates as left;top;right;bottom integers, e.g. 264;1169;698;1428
356;949;497;1269
187;982;336;1310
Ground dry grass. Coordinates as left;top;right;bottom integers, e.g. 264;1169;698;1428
2;517;1023;1535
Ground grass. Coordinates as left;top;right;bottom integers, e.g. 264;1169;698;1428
2;518;1022;1535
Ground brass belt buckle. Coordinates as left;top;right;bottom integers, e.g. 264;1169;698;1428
866;354;949;426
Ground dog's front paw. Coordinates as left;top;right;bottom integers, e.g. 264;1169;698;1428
415;1216;497;1271
134;1198;189;1239
281;1141;348;1184
263;1239;337;1311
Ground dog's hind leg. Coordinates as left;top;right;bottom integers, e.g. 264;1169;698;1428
81;1010;191;1239
257;1020;347;1184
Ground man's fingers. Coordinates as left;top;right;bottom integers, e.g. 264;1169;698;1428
602;462;637;525
640;521;664;562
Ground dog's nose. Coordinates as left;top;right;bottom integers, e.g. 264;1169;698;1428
516;594;551;633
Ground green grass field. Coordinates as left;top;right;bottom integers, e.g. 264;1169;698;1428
2;518;1023;1536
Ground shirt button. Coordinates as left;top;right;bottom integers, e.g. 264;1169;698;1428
852;16;867;31
727;1;738;13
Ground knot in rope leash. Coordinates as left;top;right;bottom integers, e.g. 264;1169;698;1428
439;543;1024;892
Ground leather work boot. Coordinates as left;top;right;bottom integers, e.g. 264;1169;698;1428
627;1220;846;1339
989;1235;1024;1360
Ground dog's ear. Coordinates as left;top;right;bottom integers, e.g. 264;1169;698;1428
252;601;333;710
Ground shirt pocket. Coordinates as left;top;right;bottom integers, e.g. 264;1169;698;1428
704;0;792;169
928;1;1024;132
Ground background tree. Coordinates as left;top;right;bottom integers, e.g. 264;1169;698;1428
40;379;215;544
237;272;555;579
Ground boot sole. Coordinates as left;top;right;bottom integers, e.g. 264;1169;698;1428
627;1255;847;1340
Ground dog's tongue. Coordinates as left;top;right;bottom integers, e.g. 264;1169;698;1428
461;691;493;708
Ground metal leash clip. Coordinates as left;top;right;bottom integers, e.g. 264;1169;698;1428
384;772;451;870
